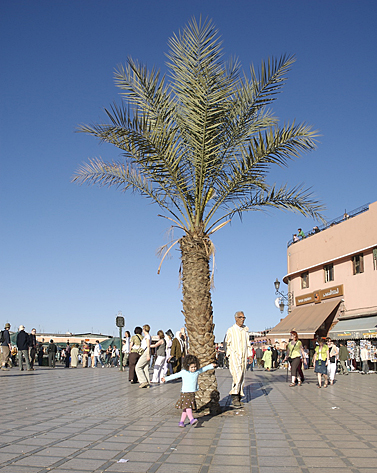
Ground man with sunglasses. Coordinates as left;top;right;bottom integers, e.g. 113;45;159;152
225;311;251;407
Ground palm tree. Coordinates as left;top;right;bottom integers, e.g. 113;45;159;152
73;18;323;413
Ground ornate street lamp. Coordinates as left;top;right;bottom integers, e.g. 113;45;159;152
274;278;293;313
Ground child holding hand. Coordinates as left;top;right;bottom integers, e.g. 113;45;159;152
161;354;216;427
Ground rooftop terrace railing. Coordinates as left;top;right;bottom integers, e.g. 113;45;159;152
287;202;370;248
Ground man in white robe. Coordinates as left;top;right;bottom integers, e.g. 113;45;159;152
225;311;250;407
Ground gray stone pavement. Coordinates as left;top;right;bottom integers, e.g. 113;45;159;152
1;364;377;473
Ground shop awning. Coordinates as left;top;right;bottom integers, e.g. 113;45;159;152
268;299;341;338
329;315;377;340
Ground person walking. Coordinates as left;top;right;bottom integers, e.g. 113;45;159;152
128;327;143;383
28;328;37;370
255;346;263;368
313;338;329;388
262;346;272;371
162;355;216;427
163;331;173;377
37;343;44;366
71;344;80;368
82;342;90;368
65;342;71;368
16;325;32;371
284;330;305;387
1;323;12;371
150;330;166;384
47;340;57;368
327;340;339;385
136;324;151;388
338;341;349;375
225;311;251;407
122;331;131;367
170;332;184;373
360;345;370;374
271;345;278;369
93;340;104;368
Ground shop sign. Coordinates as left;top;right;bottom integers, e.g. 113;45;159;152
295;285;343;306
295;293;314;306
336;332;352;338
363;332;377;339
320;285;344;300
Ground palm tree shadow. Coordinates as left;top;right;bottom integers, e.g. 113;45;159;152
194;381;271;427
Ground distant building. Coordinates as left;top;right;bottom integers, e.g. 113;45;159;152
35;332;112;345
268;201;377;350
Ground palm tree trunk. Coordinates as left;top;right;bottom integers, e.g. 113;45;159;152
179;231;221;414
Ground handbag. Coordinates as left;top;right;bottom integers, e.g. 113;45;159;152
170;356;177;366
330;355;336;363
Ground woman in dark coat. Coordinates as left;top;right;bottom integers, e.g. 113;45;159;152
170;332;183;374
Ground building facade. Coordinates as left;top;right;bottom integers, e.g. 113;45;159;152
268;201;377;362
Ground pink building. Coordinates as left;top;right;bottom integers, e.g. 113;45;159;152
268;201;377;352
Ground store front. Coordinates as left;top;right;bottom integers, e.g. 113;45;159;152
328;315;377;371
268;299;341;365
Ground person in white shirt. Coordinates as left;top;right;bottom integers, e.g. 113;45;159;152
122;331;131;367
93;340;104;368
136;324;151;388
360;346;370;374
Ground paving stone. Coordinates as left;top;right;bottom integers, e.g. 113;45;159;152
156;464;201;473
1;366;377;473
7;455;59;467
103;461;154;471
55;458;109;470
210;454;250;465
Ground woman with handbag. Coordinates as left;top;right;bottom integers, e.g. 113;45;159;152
313;338;330;388
284;330;305;387
128;327;143;383
327;339;339;385
150;330;166;383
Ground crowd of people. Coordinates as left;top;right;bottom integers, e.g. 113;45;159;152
0;320;358;405
0;323;190;382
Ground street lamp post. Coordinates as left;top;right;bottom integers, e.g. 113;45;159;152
115;311;125;371
274;278;293;313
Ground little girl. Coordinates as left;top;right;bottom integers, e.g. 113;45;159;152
161;354;216;427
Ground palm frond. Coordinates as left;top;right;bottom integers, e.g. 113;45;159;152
72;158;190;230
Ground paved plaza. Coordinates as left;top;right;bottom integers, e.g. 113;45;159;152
1;365;376;473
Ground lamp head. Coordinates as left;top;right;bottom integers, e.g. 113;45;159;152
274;278;280;291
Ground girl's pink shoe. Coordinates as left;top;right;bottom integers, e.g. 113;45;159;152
190;418;198;425
178;422;185;428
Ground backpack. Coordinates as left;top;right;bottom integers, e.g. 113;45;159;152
0;330;4;343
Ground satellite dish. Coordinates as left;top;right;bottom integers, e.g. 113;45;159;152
274;297;281;309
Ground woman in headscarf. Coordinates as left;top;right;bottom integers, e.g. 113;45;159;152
170;331;184;373
262;346;272;371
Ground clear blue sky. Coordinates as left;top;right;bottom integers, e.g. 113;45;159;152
1;0;376;340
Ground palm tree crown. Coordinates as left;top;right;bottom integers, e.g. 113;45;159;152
73;17;323;238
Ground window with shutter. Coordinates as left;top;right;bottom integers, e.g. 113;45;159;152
352;254;364;274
